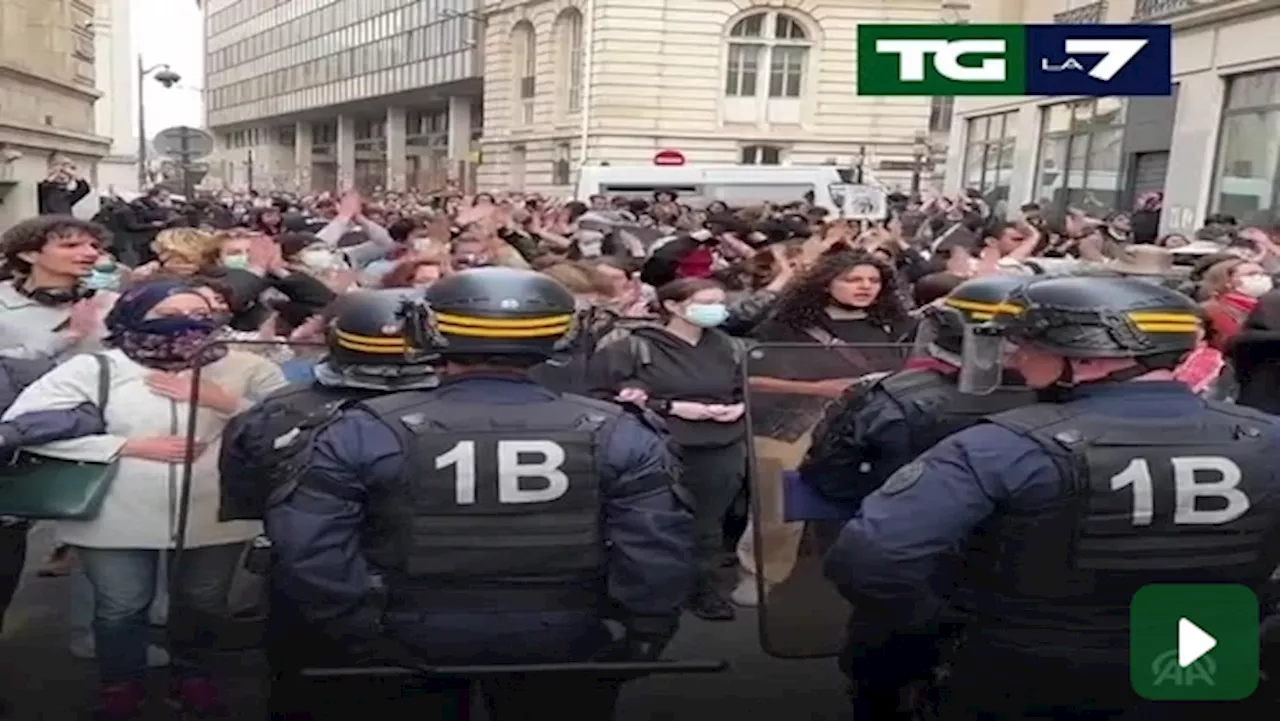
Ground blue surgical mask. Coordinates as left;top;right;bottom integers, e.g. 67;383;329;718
684;302;728;328
83;269;119;291
222;253;250;270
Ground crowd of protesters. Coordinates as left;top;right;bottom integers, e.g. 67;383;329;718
4;176;1280;717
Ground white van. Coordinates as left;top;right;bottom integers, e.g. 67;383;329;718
575;165;845;212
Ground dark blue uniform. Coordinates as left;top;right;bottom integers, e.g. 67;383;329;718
825;381;1280;717
1;356;105;449
218;380;379;522
1;356;107;634
803;365;1032;507
265;374;695;663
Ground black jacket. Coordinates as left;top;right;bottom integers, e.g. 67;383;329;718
37;179;90;215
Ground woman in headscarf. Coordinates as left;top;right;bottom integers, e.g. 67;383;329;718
2;278;287;720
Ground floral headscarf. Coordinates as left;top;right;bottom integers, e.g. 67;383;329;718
104;279;228;370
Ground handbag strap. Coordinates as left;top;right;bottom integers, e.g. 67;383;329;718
803;326;871;368
91;353;110;410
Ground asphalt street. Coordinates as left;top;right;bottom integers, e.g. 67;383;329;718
0;525;851;719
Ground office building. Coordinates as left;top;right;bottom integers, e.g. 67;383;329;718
943;0;1280;234
202;0;483;193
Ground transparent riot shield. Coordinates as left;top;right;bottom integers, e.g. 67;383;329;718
743;342;912;659
167;339;325;677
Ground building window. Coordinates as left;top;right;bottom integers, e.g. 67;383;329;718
511;145;527;190
553;142;572;185
929;97;955;133
1211;69;1280;220
740;144;783;165
555;9;584;114
1032;98;1126;215
724;11;811;99
511;21;536;126
962;112;1017;206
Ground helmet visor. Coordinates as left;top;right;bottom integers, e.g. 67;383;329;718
958;324;1009;395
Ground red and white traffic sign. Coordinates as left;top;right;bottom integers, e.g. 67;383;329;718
653;149;685;166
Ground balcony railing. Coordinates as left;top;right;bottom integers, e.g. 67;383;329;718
1054;1;1108;23
1133;0;1205;19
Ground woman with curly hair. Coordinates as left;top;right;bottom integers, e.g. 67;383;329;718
754;249;915;353
732;249;916;608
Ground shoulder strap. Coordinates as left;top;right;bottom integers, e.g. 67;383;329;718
803;325;873;368
559;392;627;419
92;353;110;409
983;403;1084;437
879;368;944;399
357;389;437;419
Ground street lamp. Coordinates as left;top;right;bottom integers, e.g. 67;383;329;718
137;56;181;190
911;131;931;194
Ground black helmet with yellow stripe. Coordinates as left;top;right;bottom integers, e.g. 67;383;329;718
410;267;578;358
983;275;1200;359
923;274;1032;355
325;288;422;366
319;289;438;390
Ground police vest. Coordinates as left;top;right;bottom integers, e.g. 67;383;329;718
803;369;1032;497
879;369;1034;453
360;390;624;614
218;383;372;521
965;400;1280;660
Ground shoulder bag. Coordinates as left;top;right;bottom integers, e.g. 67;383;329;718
0;354;119;520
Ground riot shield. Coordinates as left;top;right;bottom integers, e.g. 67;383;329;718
168;339;326;667
743;342;911;659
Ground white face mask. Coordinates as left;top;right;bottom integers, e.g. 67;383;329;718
299;248;335;270
1238;274;1273;298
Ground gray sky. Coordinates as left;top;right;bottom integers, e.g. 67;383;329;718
135;0;204;130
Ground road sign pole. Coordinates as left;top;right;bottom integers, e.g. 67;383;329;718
180;128;194;200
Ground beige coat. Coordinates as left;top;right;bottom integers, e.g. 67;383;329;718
2;348;287;549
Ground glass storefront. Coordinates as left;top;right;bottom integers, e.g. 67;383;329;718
1032;97;1126;215
1212;69;1280;221
962;111;1016;208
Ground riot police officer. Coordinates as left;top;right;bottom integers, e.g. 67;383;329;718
824;275;1280;718
264;267;695;719
218;287;437;521
799;274;1036;719
801;273;1035;507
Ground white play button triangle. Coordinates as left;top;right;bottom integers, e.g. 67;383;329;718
1178;617;1217;667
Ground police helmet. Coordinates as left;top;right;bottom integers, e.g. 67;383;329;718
959;275;1200;393
317;288;437;390
918;273;1032;356
408;267;578;358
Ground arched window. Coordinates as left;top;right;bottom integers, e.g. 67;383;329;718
511;21;537;125
555;9;584;114
724;11;811;99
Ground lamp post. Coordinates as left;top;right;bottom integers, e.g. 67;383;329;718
137;56;181;190
911;131;931;195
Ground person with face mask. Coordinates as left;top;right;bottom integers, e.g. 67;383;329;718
2;279;288;720
588;277;749;621
1199;258;1273;351
0;215;113;361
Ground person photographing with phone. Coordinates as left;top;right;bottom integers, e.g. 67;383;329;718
37;155;91;217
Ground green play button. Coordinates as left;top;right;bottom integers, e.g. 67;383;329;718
1130;584;1259;701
